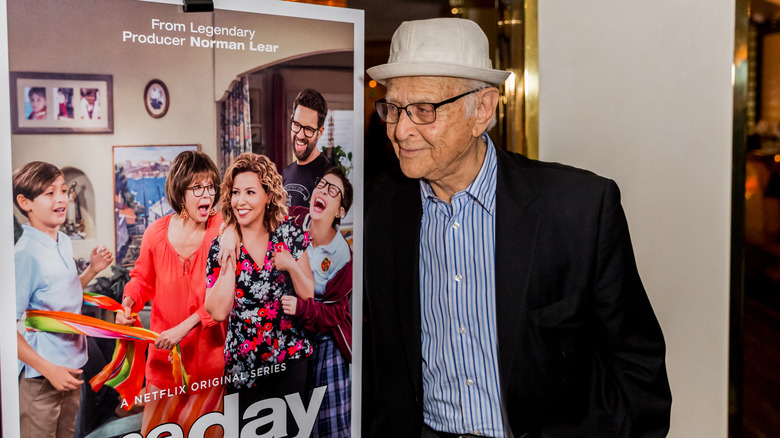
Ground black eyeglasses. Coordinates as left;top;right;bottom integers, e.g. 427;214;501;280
290;119;319;138
315;177;343;202
374;88;482;125
188;184;216;197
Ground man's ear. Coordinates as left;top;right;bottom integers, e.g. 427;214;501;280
16;194;32;213
472;87;500;137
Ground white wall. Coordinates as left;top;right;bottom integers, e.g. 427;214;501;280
538;1;734;436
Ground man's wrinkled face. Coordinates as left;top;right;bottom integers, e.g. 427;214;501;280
384;76;479;184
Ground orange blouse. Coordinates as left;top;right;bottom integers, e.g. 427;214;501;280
123;214;226;390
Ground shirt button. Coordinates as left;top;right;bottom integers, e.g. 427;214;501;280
466;378;474;387
458;327;466;334
452;221;460;230
454;274;462;282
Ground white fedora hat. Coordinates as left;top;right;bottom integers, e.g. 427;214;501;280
367;18;510;87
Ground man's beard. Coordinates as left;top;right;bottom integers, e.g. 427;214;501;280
295;138;318;162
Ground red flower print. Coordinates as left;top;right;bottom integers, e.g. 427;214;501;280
239;340;253;355
280;319;292;330
275;242;288;253
258;308;268;317
237;290;244;298
261;352;273;361
263;322;273;331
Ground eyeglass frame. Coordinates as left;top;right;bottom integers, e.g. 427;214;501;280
314;176;344;206
374;88;483;125
187;183;216;197
290;119;320;138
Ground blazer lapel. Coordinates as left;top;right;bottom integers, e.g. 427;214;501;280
494;149;539;387
391;180;424;397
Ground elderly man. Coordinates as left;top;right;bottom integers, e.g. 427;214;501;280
362;18;671;438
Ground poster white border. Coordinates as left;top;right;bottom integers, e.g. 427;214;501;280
0;0;21;435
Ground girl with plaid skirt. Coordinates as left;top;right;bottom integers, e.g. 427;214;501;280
283;167;354;438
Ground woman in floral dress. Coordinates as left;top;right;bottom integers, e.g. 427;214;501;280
205;153;314;414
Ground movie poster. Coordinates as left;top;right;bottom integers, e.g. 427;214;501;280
0;0;364;436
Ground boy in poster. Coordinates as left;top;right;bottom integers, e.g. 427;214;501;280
13;161;113;437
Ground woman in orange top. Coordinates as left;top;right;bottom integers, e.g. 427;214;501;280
116;151;226;437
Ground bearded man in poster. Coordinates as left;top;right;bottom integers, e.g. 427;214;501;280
282;88;333;207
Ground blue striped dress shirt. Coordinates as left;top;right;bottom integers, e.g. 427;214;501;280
419;135;506;437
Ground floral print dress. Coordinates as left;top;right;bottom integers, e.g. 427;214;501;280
206;218;313;391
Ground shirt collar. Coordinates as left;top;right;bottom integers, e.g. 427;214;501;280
21;223;59;248
420;133;497;215
316;226;343;255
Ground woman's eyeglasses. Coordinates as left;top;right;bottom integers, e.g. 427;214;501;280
188;184;216;197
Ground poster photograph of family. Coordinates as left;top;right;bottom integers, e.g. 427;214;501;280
0;0;364;437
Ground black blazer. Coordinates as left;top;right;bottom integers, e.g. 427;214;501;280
363;147;672;437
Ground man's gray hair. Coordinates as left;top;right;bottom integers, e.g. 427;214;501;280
460;79;498;131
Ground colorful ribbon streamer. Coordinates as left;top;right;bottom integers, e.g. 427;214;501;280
24;293;190;410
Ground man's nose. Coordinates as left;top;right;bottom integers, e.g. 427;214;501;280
393;108;416;139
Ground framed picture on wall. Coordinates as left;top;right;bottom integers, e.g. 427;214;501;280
113;144;200;266
144;79;169;118
9;71;114;134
